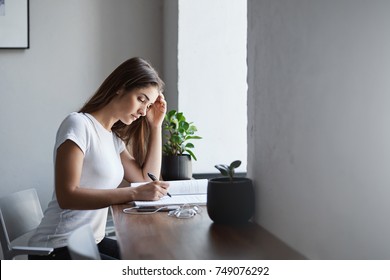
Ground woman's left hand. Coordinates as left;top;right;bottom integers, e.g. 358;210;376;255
146;92;167;127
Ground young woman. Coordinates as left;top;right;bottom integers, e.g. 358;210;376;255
29;57;169;260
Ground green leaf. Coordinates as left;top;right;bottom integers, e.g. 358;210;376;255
215;165;229;176
215;164;229;172
186;149;197;161
189;125;198;132
230;160;241;169
185;143;195;148
171;135;181;144
179;121;190;130
178;127;186;134
185;136;202;140
167;110;176;120
176;112;185;122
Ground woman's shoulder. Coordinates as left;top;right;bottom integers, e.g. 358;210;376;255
58;112;92;133
63;112;88;122
55;113;92;155
61;112;91;126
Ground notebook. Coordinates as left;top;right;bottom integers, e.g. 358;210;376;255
130;179;208;207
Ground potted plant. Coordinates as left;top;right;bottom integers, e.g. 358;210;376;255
207;160;255;224
161;109;202;180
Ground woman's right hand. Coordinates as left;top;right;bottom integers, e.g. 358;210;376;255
130;181;170;201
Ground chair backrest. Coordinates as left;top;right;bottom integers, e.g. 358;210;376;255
0;188;43;242
0;188;52;259
67;224;101;260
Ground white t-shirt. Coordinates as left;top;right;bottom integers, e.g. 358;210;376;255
29;112;125;248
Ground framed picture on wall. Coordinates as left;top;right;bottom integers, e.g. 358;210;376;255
0;0;29;49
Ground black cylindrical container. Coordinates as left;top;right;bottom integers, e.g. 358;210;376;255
207;177;254;224
161;154;192;180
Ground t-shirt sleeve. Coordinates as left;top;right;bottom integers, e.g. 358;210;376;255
54;113;89;154
114;135;126;154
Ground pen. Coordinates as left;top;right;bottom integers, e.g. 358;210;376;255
147;172;172;197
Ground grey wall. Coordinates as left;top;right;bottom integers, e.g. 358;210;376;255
162;0;178;112
0;0;162;221
248;0;390;259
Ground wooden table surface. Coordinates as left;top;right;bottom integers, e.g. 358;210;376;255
111;204;305;260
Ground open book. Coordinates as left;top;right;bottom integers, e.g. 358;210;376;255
131;179;208;207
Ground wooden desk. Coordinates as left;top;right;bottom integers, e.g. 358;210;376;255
111;204;305;260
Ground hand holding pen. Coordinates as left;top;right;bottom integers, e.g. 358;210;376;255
147;172;172;197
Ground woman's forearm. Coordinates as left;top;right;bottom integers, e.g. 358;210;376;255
142;125;162;179
56;186;136;210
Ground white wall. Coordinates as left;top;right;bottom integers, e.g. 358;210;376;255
0;0;162;232
162;0;178;112
178;0;247;173
248;0;390;259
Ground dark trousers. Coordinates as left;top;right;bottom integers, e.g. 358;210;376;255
28;237;121;260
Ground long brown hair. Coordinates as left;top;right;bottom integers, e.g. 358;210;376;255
79;57;164;167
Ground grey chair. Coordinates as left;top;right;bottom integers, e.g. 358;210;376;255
67;224;101;260
0;188;53;259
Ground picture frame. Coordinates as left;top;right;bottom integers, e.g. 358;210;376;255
0;0;29;49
